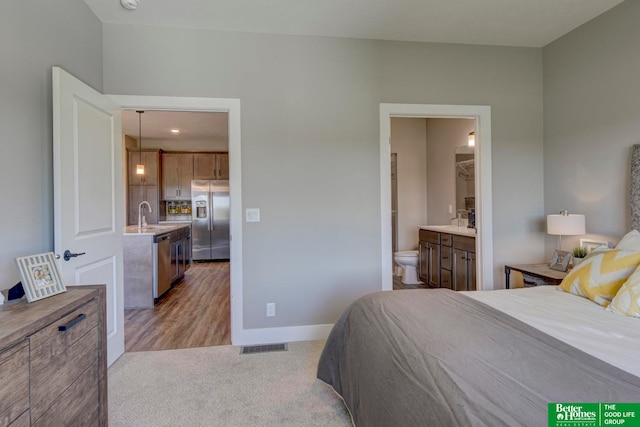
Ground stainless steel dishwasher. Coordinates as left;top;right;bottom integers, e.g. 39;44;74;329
153;233;171;298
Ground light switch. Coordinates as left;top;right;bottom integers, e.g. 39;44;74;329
246;208;260;222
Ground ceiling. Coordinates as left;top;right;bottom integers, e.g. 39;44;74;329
121;110;228;143
82;0;624;48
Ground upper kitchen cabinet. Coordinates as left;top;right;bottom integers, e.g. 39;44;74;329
128;149;160;186
193;153;229;180
162;153;194;200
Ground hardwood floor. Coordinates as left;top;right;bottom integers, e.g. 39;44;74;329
124;262;231;352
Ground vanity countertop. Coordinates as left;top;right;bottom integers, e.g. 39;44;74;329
419;225;476;237
123;223;190;236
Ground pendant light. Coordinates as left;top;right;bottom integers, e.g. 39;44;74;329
136;110;145;175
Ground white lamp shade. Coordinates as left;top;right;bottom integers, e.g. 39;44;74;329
547;214;585;236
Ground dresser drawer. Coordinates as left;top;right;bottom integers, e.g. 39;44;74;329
32;361;100;427
30;299;99;422
0;342;29;427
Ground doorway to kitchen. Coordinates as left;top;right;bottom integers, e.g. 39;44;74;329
109;94;244;350
121;109;231;351
380;103;494;291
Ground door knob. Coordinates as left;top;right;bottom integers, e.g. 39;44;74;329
63;250;86;261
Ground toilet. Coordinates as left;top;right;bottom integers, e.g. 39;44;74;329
394;250;421;285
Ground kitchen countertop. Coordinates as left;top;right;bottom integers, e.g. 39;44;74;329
123;223;190;236
419;225;476;237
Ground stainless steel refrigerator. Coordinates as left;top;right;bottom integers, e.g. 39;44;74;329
191;180;230;261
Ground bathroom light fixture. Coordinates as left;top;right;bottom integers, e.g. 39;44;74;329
120;0;139;11
136;110;145;175
468;132;475;147
547;210;585;250
170;129;180;134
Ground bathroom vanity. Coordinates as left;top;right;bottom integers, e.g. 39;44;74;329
418;225;476;291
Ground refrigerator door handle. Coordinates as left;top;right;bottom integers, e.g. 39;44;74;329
210;192;215;231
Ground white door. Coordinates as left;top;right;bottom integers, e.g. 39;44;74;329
52;67;124;366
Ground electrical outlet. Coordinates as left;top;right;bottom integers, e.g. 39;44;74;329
266;303;276;317
448;204;453;214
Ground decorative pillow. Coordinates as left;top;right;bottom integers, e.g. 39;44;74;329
559;249;640;306
608;264;640;318
615;230;640;251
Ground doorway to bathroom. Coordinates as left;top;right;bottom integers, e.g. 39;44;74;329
380;103;494;291
390;117;475;290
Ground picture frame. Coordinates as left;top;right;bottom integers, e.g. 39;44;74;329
15;252;66;302
579;239;609;254
549;249;572;272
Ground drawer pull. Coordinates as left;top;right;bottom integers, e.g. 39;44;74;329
58;313;86;331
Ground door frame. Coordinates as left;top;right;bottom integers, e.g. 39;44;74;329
380;103;494;290
108;95;243;343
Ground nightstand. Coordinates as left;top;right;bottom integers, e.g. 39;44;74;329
504;263;568;289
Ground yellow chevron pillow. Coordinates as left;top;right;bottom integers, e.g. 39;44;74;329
608;264;640;318
559;249;640;306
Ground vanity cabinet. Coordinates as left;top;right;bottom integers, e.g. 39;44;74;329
419;228;476;290
439;234;453;289
162;153;194;200
418;230;440;288
193;153;229;180
0;286;107;427
453;235;476;291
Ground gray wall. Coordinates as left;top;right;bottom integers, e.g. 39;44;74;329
102;24;544;328
543;0;640;253
390;118;427;252
0;1;103;289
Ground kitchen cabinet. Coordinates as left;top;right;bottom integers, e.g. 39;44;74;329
452;235;476;291
127;149;160;226
128;149;160;186
0;286;107;426
418;230;440;288
193;153;229;180
162;153;194;200
128;185;159;226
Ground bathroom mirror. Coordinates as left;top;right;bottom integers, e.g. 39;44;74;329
455;146;475;216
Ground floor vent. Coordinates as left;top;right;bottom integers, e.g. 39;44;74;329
240;343;288;354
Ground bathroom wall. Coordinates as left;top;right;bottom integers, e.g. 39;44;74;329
390;118;428;251
426;118;476;225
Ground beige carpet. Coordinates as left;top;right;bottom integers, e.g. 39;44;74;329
108;340;352;426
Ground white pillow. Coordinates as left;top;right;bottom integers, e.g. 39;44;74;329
615;230;640;251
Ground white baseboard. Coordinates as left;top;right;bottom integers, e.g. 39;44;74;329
232;323;334;346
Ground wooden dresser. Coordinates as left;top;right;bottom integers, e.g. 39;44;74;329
0;286;107;426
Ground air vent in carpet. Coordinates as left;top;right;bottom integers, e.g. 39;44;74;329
240;343;288;354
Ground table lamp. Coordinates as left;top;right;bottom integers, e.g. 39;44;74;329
547;210;586;271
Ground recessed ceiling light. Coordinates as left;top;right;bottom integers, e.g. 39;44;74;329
170;129;180;134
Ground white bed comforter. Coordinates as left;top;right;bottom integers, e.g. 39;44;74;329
465;286;640;377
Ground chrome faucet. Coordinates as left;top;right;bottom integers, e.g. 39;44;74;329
138;201;152;229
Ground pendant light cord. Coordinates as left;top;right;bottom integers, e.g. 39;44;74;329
137;110;144;165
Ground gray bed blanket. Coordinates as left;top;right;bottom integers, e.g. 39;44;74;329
317;289;640;427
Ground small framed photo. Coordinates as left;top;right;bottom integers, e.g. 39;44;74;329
579;239;609;254
15;252;66;302
549;249;572;272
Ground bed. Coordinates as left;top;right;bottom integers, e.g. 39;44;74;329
317;286;640;426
